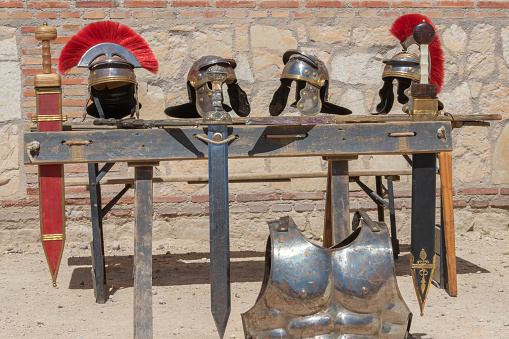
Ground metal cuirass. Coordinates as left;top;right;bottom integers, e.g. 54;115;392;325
242;216;412;339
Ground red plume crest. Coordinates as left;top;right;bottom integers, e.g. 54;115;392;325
390;14;444;93
58;21;158;74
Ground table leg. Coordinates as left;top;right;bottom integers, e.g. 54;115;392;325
375;176;385;222
88;163;106;304
323;159;351;246
133;166;153;339
387;175;400;259
323;163;332;248
438;152;457;297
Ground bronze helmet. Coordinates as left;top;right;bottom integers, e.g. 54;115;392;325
375;51;420;114
164;55;250;120
78;43;142;120
270;50;351;116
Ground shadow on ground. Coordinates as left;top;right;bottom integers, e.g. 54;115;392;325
409;333;431;339
67;244;489;294
68;250;266;291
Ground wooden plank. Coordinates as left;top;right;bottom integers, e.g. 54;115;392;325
235;113;502;124
24;122;453;164
64;169;413;186
438;152;457;297
133;166;153;339
59;113;500;132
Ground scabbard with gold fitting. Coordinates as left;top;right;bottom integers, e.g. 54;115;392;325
33;23;67;287
409;21;439;316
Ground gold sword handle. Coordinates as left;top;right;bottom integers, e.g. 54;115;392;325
35;23;57;74
411;22;438;121
34;23;60;89
413;21;435;85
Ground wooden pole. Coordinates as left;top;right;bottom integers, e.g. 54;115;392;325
438;152;458;297
330;160;351;245
323;164;332;248
133;165;154;338
323;157;356;247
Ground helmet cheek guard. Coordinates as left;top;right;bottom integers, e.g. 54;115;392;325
269;50;351;116
164;56;251;120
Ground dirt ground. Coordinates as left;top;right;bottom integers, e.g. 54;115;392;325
1;228;509;339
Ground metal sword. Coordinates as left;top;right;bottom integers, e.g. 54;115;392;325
410;21;439;315
208;124;231;338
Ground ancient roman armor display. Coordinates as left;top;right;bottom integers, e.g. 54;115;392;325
242;216;412;339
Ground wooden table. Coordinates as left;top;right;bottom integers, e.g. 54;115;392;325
25;115;495;337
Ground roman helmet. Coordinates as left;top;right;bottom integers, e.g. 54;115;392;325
375;14;444;114
58;21;158;120
164;56;250;121
269;50;351;116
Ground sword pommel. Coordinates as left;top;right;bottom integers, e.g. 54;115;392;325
413;21;435;45
35;23;57;75
35;22;57;42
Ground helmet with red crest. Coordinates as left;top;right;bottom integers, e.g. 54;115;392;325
375;14;444;114
58;21;158;120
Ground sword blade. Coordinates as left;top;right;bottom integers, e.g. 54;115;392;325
208;124;231;338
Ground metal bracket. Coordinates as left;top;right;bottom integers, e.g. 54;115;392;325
352;210;380;232
354;177;389;208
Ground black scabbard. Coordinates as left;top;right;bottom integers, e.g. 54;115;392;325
411;153;436;316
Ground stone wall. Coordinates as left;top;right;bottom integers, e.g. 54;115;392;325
0;0;508;247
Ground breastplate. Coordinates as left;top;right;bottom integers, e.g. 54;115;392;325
242;216;412;339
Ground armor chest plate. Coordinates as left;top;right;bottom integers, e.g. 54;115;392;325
242;216;411;339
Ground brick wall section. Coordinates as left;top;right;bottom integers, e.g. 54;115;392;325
3;186;508;216
1;1;509;246
1;184;508;245
10;1;509;116
8;1;509;121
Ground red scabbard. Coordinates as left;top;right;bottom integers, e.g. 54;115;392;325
36;90;66;286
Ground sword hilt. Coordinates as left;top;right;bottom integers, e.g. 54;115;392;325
35;23;57;74
410;21;438;121
34;23;60;88
413;21;435;85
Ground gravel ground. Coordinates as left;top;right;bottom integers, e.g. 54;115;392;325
1;229;508;339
